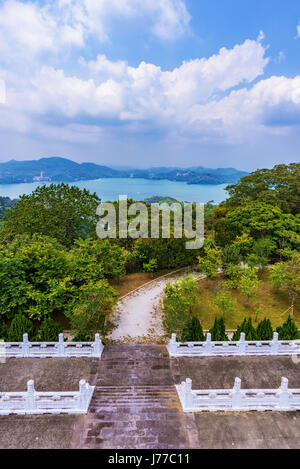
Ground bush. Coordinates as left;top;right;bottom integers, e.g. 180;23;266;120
0;321;8;341
7;314;38;342
181;316;205;342
256;318;273;340
39;317;63;341
143;258;158;273
276;315;299;340
232;318;258;341
209;316;228;341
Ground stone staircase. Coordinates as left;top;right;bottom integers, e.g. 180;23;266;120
78;345;197;449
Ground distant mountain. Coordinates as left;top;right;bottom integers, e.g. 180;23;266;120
0;157;248;185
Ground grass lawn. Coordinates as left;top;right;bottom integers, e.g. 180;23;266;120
110;268;184;297
193;272;300;330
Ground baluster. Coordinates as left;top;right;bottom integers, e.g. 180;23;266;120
239;332;246;355
272;332;279;355
169;333;178;356
232;377;242;409
184;378;194;409
57;333;65;356
93;334;104;357
277;377;290;410
22;333;30;358
25;380;36;412
205;333;212;355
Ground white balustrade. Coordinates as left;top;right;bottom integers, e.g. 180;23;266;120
0;333;104;359
176;377;300;412
0;379;95;415
167;332;300;357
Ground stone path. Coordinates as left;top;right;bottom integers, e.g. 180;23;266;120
78;345;199;449
108;271;203;344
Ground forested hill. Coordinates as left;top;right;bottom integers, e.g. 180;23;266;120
0;157;248;185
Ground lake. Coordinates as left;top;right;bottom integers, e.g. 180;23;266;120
0;178;228;204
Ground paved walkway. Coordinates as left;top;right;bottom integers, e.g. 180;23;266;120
108;271;203;344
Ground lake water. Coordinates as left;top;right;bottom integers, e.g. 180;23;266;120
0;178;228;203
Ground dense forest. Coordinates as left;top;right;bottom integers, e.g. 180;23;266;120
0;162;298;341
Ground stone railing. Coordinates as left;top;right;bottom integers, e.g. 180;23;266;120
0;333;104;359
0;379;95;415
176;377;300;412
167;332;300;357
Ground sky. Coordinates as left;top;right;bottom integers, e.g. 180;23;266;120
0;0;300;170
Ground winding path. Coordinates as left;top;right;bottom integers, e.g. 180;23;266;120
108;269;202;344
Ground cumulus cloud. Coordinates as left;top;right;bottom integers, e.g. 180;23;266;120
0;0;190;60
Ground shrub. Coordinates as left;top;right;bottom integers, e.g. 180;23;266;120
39;317;63;341
7;314;38;342
0;321;8;341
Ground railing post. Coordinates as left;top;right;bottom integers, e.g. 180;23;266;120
277;377;290;410
239;333;246;355
231;377;242;409
22;334;30;358
57;334;65;356
79;379;88;411
205;333;212;355
184;378;194;409
168;333;178;356
25;380;36;412
272;332;279;355
93;334;104;357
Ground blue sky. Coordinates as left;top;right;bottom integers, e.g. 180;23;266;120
0;0;299;170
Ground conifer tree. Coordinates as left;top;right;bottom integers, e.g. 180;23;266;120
232;318;258;341
276;315;299;340
181;316;205;342
209;316;228;341
256;318;273;340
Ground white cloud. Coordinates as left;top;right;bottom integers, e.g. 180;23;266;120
296;22;300;38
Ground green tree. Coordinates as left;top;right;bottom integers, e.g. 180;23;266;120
163;276;199;335
0;183;101;247
209;316;228;341
222;244;241;267
198;245;222;278
270;252;300;308
7;314;38;341
214;293;236;316
232;318;258;341
39;317;63;341
225;163;300;215
70;281;118;341
276;315;299;340
181;316;205;342
256;318;273;340
238;267;260;305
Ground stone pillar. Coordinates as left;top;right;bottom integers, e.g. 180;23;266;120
168;333;178;356
277;377;290;410
239;332;246;355
205;333;212;355
184;378;194;409
25;380;36;412
272;332;279;355
93;333;104;357
79;379;87;410
57;333;65;356
232;377;242;409
22;333;30;358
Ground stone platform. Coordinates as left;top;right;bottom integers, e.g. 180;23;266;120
1;347;300;448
